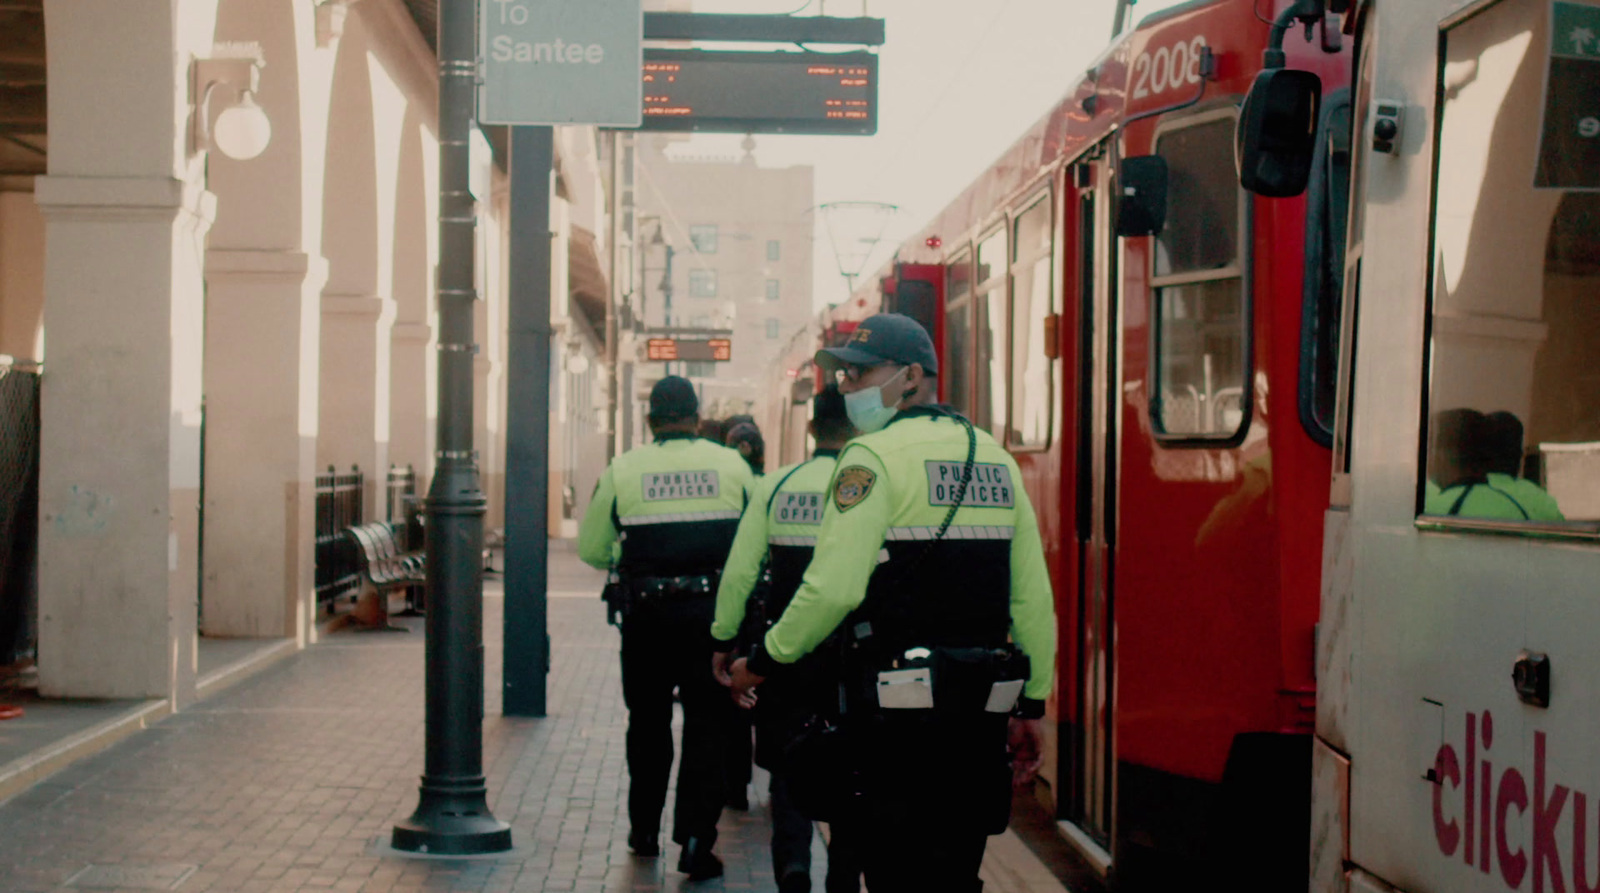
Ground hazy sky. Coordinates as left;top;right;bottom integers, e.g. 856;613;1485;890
663;0;1200;310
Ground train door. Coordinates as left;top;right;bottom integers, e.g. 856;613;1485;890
1324;1;1600;891
887;263;945;400
1058;148;1119;873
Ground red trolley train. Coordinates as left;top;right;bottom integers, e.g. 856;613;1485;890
797;1;1353;887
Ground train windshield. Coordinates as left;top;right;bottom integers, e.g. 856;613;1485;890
1421;0;1600;527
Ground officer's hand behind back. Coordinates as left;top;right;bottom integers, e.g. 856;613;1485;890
711;651;734;687
1009;717;1046;787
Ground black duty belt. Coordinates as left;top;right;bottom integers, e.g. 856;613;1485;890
631;573;719;598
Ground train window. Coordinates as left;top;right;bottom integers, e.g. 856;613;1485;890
1421;0;1600;529
975;228;1009;436
1150;114;1249;441
1010;194;1054;449
1300;90;1353;448
945;250;973;417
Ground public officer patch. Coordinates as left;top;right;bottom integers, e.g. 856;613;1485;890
833;466;877;512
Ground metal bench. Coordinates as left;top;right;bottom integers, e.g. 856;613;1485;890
342;521;424;629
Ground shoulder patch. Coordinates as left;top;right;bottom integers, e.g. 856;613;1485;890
833;466;877;512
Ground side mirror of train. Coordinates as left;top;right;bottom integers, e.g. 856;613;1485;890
1236;68;1323;198
1116;155;1168;237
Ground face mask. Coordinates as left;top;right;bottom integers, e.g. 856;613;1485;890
844;366;909;434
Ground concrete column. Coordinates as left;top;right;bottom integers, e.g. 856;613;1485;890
318;293;392;518
34;175;211;702
203;250;326;640
388;320;434;492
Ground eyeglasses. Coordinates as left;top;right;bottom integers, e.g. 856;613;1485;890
833;363;900;386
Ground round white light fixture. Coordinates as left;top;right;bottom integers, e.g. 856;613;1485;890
212;91;273;161
565;352;591;375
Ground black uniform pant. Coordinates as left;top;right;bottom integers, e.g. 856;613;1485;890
757;662;864;891
854;711;1012;893
619;594;732;847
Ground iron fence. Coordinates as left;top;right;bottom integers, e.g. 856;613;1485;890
314;465;364;607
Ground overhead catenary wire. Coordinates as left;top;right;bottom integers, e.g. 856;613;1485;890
855;0;1021;191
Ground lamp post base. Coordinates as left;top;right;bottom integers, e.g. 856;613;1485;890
391;787;512;855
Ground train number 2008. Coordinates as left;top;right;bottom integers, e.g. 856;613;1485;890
1132;36;1209;100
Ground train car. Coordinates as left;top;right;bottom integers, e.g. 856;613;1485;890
1239;1;1600;891
795;1;1353;887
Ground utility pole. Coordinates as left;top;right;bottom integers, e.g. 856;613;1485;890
391;0;512;856
661;244;675;376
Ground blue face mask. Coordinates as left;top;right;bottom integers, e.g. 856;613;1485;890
844;366;908;434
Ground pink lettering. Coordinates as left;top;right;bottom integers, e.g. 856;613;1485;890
1436;744;1463;856
1501;767;1530;889
1577;793;1600;893
1470;712;1479;867
1535;732;1570;893
1486;710;1497;876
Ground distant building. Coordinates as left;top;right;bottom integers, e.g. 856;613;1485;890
629;138;815;465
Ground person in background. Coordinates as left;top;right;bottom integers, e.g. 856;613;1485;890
577;376;755;880
1483;410;1564;520
712;387;862;893
727;421;767;477
1424;408;1562;521
720;417;766;808
698;417;729;445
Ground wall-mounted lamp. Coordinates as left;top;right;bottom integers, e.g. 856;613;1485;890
190;43;272;161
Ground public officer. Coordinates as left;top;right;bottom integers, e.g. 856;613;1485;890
578;375;755;880
710;386;862;893
729;313;1057;892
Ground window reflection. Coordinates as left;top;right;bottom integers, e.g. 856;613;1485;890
945;252;973;416
1151;114;1247;439
1011;196;1053;448
1422;0;1600;525
975;229;1008;435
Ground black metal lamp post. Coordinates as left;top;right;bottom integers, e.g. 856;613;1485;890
391;0;512;856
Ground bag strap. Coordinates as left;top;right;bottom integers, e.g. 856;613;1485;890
882;412;978;589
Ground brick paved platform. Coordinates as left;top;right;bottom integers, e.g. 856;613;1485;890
0;543;1073;893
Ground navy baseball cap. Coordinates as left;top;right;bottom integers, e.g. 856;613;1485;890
649;375;699;419
815;313;939;376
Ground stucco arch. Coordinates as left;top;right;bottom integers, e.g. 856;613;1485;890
388;108;433;483
320;17;379;298
316;9;391;520
200;0;325;641
208;0;304;251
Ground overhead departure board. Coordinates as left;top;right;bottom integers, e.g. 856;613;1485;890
646;337;733;362
639;49;878;135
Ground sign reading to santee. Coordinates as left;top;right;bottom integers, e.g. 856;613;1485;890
479;0;643;127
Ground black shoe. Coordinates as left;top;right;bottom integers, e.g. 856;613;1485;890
628;831;659;857
778;867;812;892
726;793;750;811
678;837;724;880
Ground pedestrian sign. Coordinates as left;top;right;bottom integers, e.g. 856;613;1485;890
479;0;643;127
1537;1;1600;189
